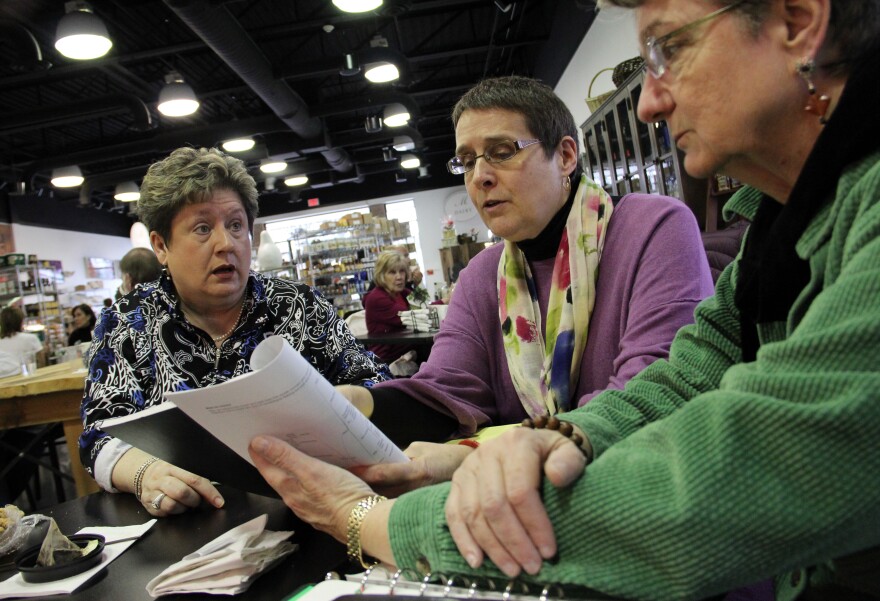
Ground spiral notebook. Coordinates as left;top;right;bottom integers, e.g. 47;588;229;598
286;569;618;601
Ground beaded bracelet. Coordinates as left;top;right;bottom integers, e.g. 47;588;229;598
521;415;592;462
133;456;159;501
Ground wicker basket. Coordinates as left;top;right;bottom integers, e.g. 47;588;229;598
612;56;645;87
585;67;615;112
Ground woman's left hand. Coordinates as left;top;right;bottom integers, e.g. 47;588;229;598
249;435;375;542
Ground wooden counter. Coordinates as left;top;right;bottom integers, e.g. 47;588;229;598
0;360;99;497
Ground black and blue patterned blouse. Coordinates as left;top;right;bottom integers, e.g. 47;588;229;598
79;270;390;476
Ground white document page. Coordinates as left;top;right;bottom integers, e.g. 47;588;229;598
165;335;408;468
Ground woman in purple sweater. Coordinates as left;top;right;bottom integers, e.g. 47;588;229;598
338;76;713;492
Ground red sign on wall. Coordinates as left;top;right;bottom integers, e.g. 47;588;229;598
307;197;320;208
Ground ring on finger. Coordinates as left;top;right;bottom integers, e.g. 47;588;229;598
151;492;167;510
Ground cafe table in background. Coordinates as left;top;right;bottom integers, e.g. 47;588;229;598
0;360;98;497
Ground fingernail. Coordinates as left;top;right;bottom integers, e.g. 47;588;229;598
465;553;479;568
214;496;225;508
540;545;555;559
525;560;541;575
252;436;268;454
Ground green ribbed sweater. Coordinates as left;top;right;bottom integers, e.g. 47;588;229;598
388;149;880;601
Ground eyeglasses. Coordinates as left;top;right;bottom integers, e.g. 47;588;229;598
446;139;541;175
643;0;745;79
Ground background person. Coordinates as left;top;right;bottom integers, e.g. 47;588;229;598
341;75;713;493
66;303;95;346
0;306;45;370
80;147;390;517
363;250;419;364
248;2;880;600
118;246;162;296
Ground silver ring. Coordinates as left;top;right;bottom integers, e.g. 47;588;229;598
150;492;167;510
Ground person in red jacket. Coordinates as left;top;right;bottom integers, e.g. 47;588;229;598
363;250;416;364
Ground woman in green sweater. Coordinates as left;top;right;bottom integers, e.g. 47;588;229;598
249;1;880;599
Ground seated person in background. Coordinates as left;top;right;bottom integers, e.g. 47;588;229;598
0;306;45;369
118;246;162;296
250;2;880;599
338;75;714;492
66;303;96;345
363;250;418;364
80;147;390;517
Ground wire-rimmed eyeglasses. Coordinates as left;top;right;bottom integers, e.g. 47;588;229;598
643;0;746;79
446;139;541;175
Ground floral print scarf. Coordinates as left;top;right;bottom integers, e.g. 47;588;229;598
498;174;613;417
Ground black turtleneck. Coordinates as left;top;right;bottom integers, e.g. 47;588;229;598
515;170;581;261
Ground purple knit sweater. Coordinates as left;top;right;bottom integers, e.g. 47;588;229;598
373;193;714;435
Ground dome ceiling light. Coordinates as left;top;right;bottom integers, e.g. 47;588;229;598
260;160;287;173
400;154;420;169
284;175;309;187
157;71;200;117
51;165;84;188
332;0;383;12
383;103;409;127
222;138;256;152
114;181;140;202
54;1;113;60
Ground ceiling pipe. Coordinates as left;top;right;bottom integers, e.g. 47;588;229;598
0;93;153;136
310;91;419;121
163;0;353;173
77;165;151;207
330;125;425;151
0;20;49;72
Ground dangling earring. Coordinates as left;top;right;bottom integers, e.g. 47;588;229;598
162;265;171;279
562;175;571;192
796;57;830;124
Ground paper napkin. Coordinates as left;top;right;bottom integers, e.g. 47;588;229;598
145;514;296;597
0;520;156;599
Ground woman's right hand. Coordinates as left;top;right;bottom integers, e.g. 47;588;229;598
112;448;224;517
353;441;474;497
139;459;225;516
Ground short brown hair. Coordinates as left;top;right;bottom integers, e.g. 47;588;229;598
451;76;578;161
0;306;25;338
120;247;162;287
138;147;259;244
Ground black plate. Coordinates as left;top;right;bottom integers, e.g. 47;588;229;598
15;534;106;583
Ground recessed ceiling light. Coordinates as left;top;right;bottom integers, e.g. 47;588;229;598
332;0;383;13
222;138;256;152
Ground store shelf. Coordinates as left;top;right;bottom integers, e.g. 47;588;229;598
0;263;62;352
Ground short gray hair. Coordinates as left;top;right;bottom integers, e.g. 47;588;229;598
138;147;259;243
596;0;879;74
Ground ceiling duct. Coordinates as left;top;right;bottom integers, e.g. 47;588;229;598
164;0;353;173
1;93;153;136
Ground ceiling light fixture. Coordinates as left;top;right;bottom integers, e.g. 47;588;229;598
364;115;383;133
260;160;287;173
54;1;113;60
332;0;383;12
392;135;415;151
339;53;361;77
382;148;396;162
284;175;309;187
222;138;256;152
400;154;420;169
51;165;84;188
394;171;407;183
157;71;199;117
364;61;399;83
114;181;140;202
383;103;409;127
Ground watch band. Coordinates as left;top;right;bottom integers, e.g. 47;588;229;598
347;494;388;569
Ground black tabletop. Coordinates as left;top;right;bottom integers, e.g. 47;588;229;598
0;487;347;601
355;331;437;345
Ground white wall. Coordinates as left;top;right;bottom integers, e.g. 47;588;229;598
12;223;131;304
257;183;467;295
554;8;639;130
